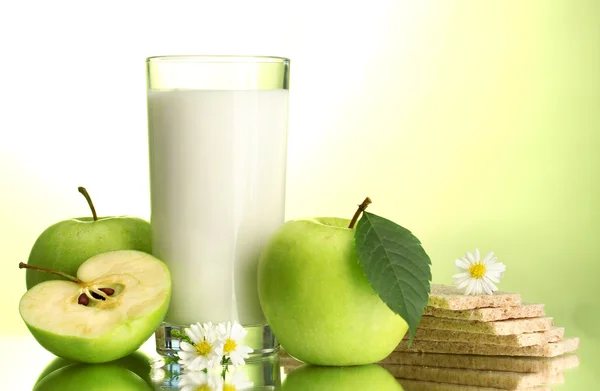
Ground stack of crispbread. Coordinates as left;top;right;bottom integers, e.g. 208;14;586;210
387;284;580;390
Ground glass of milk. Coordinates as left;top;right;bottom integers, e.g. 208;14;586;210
146;56;289;358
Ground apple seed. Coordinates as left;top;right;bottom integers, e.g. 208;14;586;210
78;293;90;306
99;287;115;296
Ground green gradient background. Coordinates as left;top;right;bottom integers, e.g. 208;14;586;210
0;1;598;389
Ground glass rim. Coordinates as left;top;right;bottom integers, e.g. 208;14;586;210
146;55;290;64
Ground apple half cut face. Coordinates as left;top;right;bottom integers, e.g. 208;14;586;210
19;250;171;363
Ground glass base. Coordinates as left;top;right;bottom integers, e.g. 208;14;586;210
155;322;279;359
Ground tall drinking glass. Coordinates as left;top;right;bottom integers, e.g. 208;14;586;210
146;56;289;357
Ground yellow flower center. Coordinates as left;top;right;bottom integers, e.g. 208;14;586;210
194;386;213;391
195;339;213;356
469;263;486;279
223;385;236;391
224;338;237;354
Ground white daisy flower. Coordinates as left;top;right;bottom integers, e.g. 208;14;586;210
178;371;223;391
218;321;254;367
452;249;506;295
222;368;254;391
178;322;225;371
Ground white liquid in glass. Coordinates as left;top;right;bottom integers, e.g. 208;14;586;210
148;89;288;326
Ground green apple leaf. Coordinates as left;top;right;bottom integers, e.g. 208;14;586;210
354;212;432;344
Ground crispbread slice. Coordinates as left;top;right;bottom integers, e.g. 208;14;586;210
428;285;521;310
403;327;563;347
387;365;564;389
397;379;551;391
396;338;580;358
418;316;553;335
382;352;580;374
424;303;545;322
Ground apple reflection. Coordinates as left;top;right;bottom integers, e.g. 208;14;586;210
34;351;153;391
281;363;404;391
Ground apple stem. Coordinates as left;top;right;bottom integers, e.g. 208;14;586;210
348;197;372;229
19;262;83;284
78;186;98;221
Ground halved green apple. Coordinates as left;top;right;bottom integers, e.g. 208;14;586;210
19;250;171;363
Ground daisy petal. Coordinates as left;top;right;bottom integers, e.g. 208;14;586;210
472;278;482;295
465;279;476;295
183;372;208;385
466;252;476;263
454;274;471;284
231;323;247;340
178;351;196;361
457;278;471;289
487;263;506;272
203;322;214;333
474;248;480;261
189;355;208;371
481;279;493;295
230;354;245;367
186;327;199;344
482;252;494;264
453;276;471;286
478;280;487;294
483;275;498;291
452;272;470;279
486;273;501;283
455;258;470;270
180;341;196;352
475;283;484;294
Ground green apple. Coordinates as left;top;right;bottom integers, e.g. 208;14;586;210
26;187;152;289
33;361;152;391
35;351;153;386
19;250;171;363
282;364;404;391
258;217;408;366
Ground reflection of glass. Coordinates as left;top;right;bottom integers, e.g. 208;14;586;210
34;352;152;390
156;354;281;390
384;352;580;389
147;55;289;358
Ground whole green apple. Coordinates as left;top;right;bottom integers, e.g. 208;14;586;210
282;364;404;391
19;250;171;363
26;187;152;289
258;217;408;366
35;351;153;386
33;361;152;391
